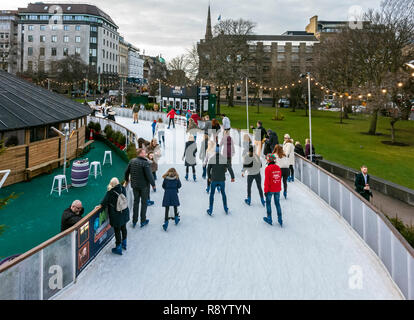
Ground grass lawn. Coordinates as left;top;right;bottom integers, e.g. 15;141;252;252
219;105;414;190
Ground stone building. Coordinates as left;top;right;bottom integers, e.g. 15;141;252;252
16;3;119;75
0;10;19;74
118;36;128;80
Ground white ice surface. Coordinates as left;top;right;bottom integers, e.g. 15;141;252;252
56;117;403;300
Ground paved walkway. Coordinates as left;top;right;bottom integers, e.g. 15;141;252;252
55;118;403;300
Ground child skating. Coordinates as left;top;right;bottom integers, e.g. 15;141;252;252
161;168;182;231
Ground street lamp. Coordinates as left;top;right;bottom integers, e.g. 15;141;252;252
51;125;75;176
300;72;313;162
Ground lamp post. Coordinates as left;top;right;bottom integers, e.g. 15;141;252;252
300;72;313;162
51;125;74;176
199;79;203;118
246;76;249;132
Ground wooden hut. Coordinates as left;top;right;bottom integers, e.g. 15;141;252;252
0;71;91;186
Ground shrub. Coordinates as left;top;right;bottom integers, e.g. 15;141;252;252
118;133;126;146
104;125;113;139
111;131;121;144
388;215;414;248
87;122;96;130
145;103;155;110
126;143;137;160
5;136;19;147
94;122;101;133
272;113;285;121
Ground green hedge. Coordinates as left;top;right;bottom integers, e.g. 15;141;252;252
387;215;414;248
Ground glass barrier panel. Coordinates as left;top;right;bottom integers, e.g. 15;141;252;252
310;165;318;194
330;179;341;214
341;187;351;224
294;160;301;181
409;254;414;300
351;194;364;238
364;206;379;255
319;171;329;204
42;233;74;300
302;161;310;187
0;251;42;300
378;218;393;275
391;233;409;298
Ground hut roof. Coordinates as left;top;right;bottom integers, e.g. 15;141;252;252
0;71;91;132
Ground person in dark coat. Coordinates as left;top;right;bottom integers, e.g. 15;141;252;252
206;144;235;216
199;134;210;179
211;119;221;143
124;148;156;228
263;129;279;156
182;135;197;181
161;168;182;231
250;121;268;157
294;141;305;157
61;200;84;232
98;178;130;255
355;165;373;202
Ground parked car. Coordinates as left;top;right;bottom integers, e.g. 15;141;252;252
352;105;366;113
278;98;290;108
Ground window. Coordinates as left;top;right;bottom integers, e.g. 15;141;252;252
277;54;285;62
51;35;57;43
51;48;57;56
63;35;69;43
277;46;285;53
40;35;46;42
30;127;45;143
75;25;80;31
28;25;34;31
40;25;46;31
52;25;58;31
27;61;33;71
90;37;96;43
75;36;81;43
64;25;69;31
89;48;96;57
306;46;313;53
263;45;271;52
28;35;33;42
38;61;45;72
292;46;300;53
102;49;105;58
28;47;33;56
40;47;45;56
90;26;97;32
291;54;299;61
103;39;105;45
249;45;256;52
75;47;81;55
63;47;69;56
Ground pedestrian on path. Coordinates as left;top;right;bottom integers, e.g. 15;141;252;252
355;165;373;202
167;108;177;129
283;134;295;182
263;153;283;227
124;148;156;228
242;145;265;207
98;178;129;255
161;168;182;231
294;141;305;157
273;145;290;199
206;144;235;216
183;135;197;181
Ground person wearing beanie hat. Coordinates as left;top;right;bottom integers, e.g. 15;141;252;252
206;144;235;215
263;153;283;227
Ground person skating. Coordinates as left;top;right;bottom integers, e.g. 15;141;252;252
191;112;202;126
161;168;182;231
273;145;290;199
219;129;235;174
283;134;295;182
97;178;129;255
182;135;197;181
132;104;139;123
242;134;252;158
242;146;265;207
167;108;177;129
155;118;166;147
203;140;216;193
263;153;283;227
221;114;231;131
250;121;267;157
206;144;235;216
263;129;279;156
124;148;156;228
199;134;210;179
355;165;373;202
211;119;221;143
151;120;157;137
185;110;192;127
187;118;198;141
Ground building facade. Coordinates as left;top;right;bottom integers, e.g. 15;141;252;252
0;10;19;74
118;36;128;80
127;44;144;83
16;3;119;75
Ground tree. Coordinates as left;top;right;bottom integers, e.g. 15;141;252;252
167;55;190;86
185;44;199;82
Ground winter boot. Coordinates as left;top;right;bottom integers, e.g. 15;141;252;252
140;219;149;228
132;222;137;228
193;175;196;182
121;239;127;250
147;200;155;206
278;215;283;227
244;198;251;206
287;176;292;183
283;191;287;199
224;207;229;215
174;215;180;225
207;209;213;216
206;186;210;193
185;175;189;181
263;215;273;226
291;175;294;182
162;220;169;232
112;244;122;255
260;197;266;207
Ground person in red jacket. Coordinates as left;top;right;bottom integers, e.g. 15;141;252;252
167;109;176;129
263;153;283;227
190;112;202;125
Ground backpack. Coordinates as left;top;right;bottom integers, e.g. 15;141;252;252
111;189;128;212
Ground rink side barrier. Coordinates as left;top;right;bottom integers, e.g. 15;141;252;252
294;154;414;300
0;119;138;300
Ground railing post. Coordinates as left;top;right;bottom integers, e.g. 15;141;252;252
39;249;44;300
72;231;77;284
317;169;321;196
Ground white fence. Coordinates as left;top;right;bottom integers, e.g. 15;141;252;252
295;155;414;299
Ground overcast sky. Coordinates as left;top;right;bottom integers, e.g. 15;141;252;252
3;0;382;61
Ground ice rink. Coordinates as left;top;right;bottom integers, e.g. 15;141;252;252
56;116;403;300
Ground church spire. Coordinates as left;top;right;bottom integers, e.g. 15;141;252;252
205;4;212;40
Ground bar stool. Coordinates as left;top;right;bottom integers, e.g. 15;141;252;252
103;151;112;166
89;161;102;179
50;175;69;196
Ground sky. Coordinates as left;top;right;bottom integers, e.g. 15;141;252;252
2;0;382;62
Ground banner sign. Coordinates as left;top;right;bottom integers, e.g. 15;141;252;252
76;208;114;276
198;86;211;96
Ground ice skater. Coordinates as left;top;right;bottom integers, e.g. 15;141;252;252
161;168;182;231
206;144;235;216
151;120;157;137
156;118;166;147
182;135;197;181
203;140;216;193
242;145;265;207
263;154;283;227
167;108;177;129
273;145;290;199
